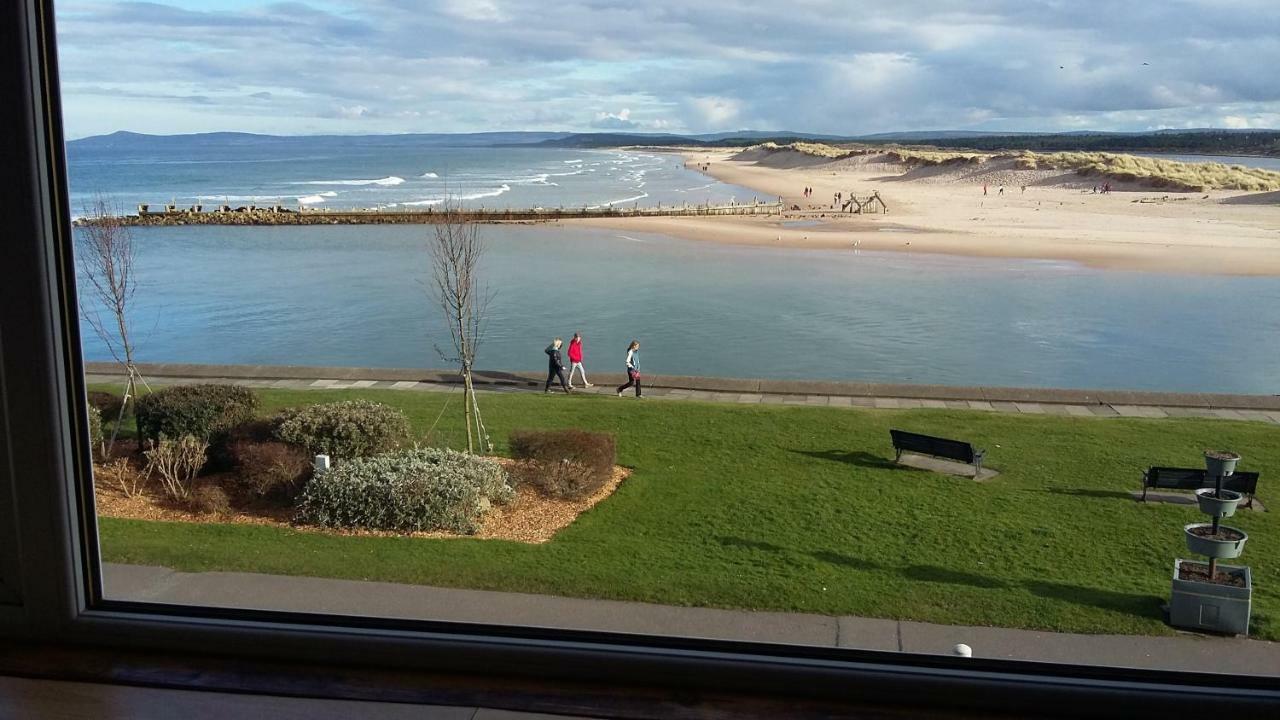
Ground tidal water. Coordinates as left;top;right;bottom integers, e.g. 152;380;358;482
75;224;1280;394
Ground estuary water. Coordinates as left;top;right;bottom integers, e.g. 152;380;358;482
76;224;1280;394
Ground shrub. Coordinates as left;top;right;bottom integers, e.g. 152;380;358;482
509;429;616;500
144;435;209;502
208;417;279;471
95;457;150;498
87;390;126;420
188;484;231;515
275;400;410;460
134;384;258;447
297;447;513;534
230;440;313;501
87;405;103;458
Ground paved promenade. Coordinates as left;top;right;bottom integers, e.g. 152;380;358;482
85;362;1280;423
104;563;1279;676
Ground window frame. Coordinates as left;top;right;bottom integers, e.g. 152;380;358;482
0;1;1276;714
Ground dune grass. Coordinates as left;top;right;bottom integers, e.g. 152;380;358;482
1017;151;1280;192
94;385;1280;639
751;141;1280;192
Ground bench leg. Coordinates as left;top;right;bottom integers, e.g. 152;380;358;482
1141;486;1148;503
895;448;903;462
974;457;983;477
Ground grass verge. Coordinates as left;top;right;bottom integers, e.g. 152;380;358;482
94;385;1280;639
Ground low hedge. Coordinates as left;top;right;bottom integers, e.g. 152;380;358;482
509;429;616;499
87;405;103;457
274;400;410;460
229;440;313;501
134;384;258;447
296;447;513;534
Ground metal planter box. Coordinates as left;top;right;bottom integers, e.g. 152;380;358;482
1170;560;1251;635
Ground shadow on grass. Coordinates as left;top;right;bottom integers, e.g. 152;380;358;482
1024;580;1164;617
809;549;1160;616
716;536;787;553
789;449;905;470
1045;488;1137;501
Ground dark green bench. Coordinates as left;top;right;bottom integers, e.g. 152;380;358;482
1141;467;1260;508
890;429;986;474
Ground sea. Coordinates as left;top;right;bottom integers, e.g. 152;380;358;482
67;139;1280;394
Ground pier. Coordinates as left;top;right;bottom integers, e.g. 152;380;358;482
76;201;787;227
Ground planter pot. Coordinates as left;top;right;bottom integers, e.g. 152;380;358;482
1204;451;1240;478
1184;523;1248;558
1170;560;1251;635
1195;488;1242;518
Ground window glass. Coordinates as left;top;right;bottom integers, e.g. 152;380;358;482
59;0;1280;676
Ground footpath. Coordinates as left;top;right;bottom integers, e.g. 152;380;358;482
105;563;1279;676
85;363;1280;423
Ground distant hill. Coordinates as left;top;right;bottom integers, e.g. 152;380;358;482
882;130;1280;156
68;130;572;151
69;128;1280;157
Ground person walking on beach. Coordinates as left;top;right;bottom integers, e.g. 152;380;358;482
616;340;642;398
998;186;1004;196
567;332;593;389
983;184;988;196
544;338;571;394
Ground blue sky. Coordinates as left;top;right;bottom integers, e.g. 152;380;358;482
56;0;1280;138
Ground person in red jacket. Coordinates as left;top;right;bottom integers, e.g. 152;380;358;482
567;332;593;389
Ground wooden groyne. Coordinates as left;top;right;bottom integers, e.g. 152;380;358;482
76;201;786;227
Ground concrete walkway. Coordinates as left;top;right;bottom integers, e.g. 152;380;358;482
104;563;1279;676
85;363;1280;423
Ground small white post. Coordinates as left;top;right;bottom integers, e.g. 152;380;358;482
313;454;331;473
952;643;972;658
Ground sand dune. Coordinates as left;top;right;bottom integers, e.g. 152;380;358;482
574;147;1280;276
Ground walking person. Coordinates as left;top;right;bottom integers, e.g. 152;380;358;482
616;340;642;398
567;332;593;389
544;338;571;394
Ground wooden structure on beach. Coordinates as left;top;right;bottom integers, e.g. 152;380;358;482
841;192;888;214
79;201;787;227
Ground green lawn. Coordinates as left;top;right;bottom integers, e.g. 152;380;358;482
94;385;1280;639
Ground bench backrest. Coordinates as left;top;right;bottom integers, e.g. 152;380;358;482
1144;467;1259;495
890;429;976;463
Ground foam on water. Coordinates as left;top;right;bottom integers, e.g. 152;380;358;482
293;176;405;186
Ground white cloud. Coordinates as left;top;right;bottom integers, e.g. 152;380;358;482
440;0;506;22
689;96;741;129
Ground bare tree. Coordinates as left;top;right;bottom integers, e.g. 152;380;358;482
78;197;148;452
427;204;493;454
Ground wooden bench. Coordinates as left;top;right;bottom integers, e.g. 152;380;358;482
890;429;986;475
1141;467;1261;508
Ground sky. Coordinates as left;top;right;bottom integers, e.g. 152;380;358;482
55;0;1280;138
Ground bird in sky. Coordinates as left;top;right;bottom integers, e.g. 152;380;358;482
1143;62;1150;65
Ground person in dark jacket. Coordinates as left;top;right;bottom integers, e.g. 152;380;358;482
544;337;571;394
616;340;642;398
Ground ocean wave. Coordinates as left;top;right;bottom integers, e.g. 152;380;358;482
547;169;584;178
676;183;715;193
458;184;510;200
589;191;649;209
564;159;583;164
419;172;438;178
296;194;331;205
200;194;283;202
399;184;512;206
293;176;405;186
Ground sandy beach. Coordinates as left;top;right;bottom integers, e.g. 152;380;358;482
576;147;1280;275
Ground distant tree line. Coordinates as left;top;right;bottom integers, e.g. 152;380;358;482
890;131;1280;157
543;131;1280;157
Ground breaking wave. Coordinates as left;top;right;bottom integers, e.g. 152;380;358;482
293;176;405;186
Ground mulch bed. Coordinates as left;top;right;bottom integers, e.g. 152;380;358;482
1178;561;1249;588
93;457;629;544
